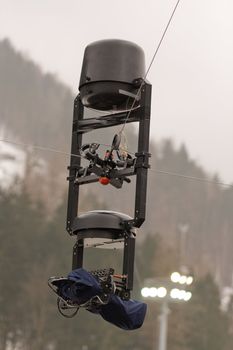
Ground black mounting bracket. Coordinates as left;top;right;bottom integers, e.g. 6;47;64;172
66;82;151;294
66;81;152;233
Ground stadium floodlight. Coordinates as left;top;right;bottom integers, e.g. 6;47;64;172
184;291;192;301
178;290;186;300
141;287;159;298
170;288;180;299
141;287;167;299
149;287;158;297
179;275;187;284
170;288;192;301
170;272;181;283
171;271;194;286
141;287;151;298
142;273;193;302
186;276;193;285
157;287;167;298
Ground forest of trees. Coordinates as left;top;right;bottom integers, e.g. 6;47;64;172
0;184;233;350
1;38;233;349
1;38;233;287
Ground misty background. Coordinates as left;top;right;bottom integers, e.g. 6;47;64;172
1;1;233;350
1;0;233;182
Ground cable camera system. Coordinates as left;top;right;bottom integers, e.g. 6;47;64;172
49;39;152;325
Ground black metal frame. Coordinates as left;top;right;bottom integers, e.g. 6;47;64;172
66;81;151;294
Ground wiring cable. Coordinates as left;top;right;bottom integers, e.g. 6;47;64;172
119;0;182;135
150;168;233;189
0;138;85;160
0;138;135;158
1;138;233;189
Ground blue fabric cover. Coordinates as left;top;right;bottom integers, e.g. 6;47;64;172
98;294;147;330
58;268;102;305
57;268;147;330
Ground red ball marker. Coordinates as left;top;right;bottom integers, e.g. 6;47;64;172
99;177;110;185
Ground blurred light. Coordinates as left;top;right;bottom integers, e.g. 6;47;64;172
157;287;167;298
170;289;192;301
170;272;181;283
142;282;193;301
184;291;192;301
171;272;194;285
170;288;180;299
186;276;193;285
179;275;187;284
141;287;150;298
149;287;158;297
178;290;186;300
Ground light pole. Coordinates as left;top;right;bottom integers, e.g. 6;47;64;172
158;300;169;350
177;223;189;268
141;272;193;350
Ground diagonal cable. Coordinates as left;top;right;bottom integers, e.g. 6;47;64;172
1;138;233;189
150;169;233;188
119;0;182;134
0;138;85;160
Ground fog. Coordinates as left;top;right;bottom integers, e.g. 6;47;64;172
1;0;233;182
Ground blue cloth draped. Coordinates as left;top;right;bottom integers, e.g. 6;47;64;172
56;268;147;330
99;294;147;330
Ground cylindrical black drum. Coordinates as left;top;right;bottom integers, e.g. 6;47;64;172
79;39;145;111
72;210;135;249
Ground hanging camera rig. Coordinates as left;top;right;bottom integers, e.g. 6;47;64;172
66;79;151;301
48;40;152;318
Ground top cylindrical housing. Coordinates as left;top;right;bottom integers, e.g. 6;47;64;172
79;39;145;111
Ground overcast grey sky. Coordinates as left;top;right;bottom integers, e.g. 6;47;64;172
1;0;233;182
